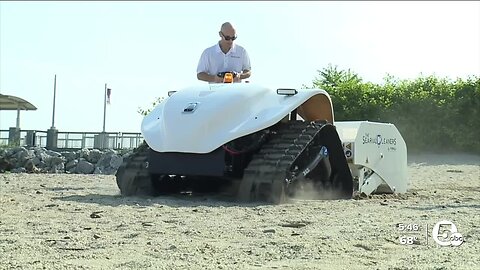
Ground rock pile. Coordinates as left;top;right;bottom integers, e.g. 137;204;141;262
0;146;133;175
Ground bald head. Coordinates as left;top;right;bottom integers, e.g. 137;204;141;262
220;22;236;39
221;22;235;32
218;22;237;51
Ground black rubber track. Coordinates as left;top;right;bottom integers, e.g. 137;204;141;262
237;121;353;203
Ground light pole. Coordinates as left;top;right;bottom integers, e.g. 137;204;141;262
47;74;58;150
51;74;57;129
103;83;107;133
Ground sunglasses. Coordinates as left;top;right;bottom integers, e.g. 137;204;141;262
221;32;237;41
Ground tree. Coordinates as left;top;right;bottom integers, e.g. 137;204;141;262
312;64;362;89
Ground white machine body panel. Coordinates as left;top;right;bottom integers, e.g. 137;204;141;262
141;83;332;153
335;121;408;194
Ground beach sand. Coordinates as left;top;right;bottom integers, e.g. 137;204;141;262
1;153;479;270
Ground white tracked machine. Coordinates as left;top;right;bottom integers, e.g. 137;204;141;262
116;80;408;203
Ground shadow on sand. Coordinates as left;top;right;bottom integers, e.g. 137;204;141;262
54;192;272;208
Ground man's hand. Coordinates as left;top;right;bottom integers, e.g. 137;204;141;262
233;73;241;83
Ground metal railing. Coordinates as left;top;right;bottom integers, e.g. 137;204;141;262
0;129;143;150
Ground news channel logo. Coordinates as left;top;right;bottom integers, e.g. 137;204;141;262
432;220;464;247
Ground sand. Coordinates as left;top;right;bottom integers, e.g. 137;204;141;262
0;153;479;270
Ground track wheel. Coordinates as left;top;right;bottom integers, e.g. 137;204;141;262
115;155;156;196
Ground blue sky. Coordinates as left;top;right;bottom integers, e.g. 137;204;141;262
1;1;479;133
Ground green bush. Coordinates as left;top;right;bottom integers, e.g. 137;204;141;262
309;65;480;153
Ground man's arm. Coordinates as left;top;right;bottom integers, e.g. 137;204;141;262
197;72;223;83
239;70;251;80
240;48;251;81
197;49;223;83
